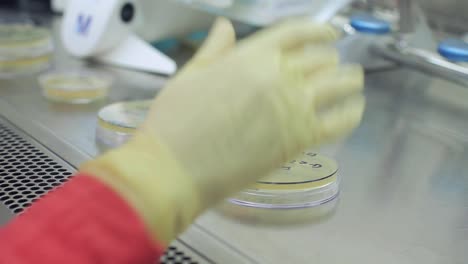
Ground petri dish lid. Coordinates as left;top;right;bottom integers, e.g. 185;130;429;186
97;100;152;134
39;71;111;100
229;152;339;209
0;24;52;58
438;38;468;62
350;14;391;35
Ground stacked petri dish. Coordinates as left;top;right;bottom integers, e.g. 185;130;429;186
39;71;112;104
219;152;340;225
0;24;53;78
96;100;152;149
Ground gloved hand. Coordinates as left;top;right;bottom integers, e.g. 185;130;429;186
82;18;364;245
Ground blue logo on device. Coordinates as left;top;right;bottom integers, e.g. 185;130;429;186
76;14;92;35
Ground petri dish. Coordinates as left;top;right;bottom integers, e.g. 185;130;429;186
219;152;340;225
96;100;152;149
0;24;53;78
39;71;111;103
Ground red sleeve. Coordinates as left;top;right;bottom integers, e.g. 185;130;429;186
0;174;165;264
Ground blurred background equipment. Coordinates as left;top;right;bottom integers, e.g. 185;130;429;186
0;0;50;12
2;0;468;33
3;0;467;76
51;0;66;12
60;0;214;75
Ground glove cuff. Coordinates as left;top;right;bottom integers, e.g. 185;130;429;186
80;133;202;245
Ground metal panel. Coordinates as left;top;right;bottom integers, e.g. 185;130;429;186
368;0;468;33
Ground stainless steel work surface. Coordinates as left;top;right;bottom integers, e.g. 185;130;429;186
1;16;468;264
0;202;13;226
196;71;468;263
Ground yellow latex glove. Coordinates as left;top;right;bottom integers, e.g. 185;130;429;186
82;18;364;245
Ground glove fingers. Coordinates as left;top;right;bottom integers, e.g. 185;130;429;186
307;65;364;110
258;19;339;50
315;94;365;144
191;17;236;65
286;46;339;77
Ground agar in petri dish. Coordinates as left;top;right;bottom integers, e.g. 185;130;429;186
39;71;111;104
0;24;53;77
219;152;340;225
96;100;152;149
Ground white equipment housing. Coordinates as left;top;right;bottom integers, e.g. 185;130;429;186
61;0;213;75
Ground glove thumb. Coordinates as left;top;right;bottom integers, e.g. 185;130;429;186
187;17;236;68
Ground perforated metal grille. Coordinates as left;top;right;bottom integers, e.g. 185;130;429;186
0;118;209;264
0;122;73;214
161;246;200;264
